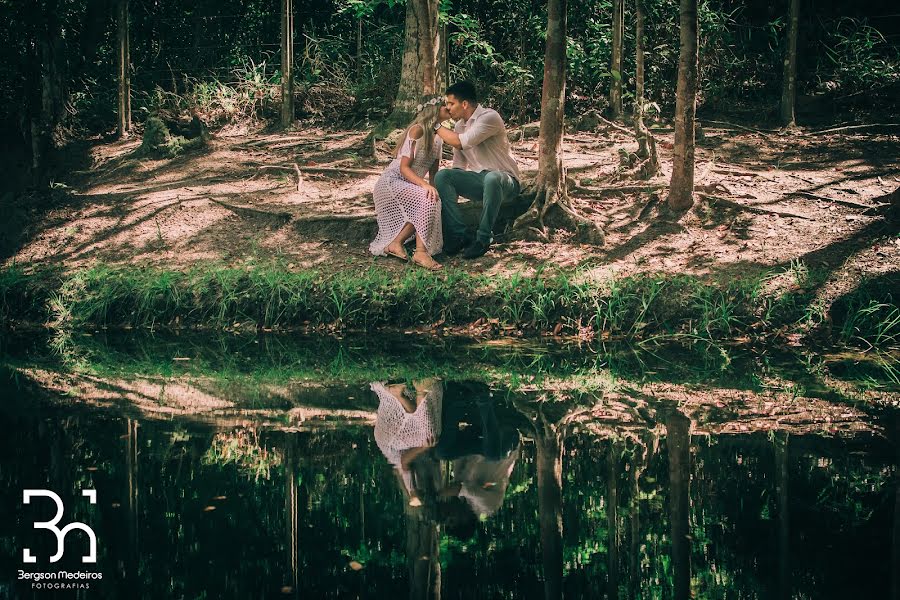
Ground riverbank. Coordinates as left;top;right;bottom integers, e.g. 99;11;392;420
1;260;897;352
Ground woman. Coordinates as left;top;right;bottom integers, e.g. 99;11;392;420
369;96;449;271
371;378;443;505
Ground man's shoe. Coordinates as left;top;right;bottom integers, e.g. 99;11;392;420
443;235;472;256
462;239;490;259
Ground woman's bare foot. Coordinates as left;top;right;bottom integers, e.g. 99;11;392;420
384;242;408;261
412;250;442;271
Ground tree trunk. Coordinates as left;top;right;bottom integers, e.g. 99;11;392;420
632;0;659;177
780;0;800;128
30;0;64;186
609;0;624;120
280;0;295;128
388;0;444;125
512;0;605;245
356;18;363;84
116;0;131;138
667;0;698;210
667;411;691;600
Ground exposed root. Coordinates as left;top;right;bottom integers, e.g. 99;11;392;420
513;183;605;245
697;193;814;220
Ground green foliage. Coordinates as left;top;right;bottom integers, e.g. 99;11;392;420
135;116;208;159
816;17;900;94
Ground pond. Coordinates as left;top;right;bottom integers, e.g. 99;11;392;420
1;333;897;599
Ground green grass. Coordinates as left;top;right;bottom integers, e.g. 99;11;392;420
1;261;897;351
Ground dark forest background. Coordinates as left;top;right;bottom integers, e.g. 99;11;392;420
1;0;898;191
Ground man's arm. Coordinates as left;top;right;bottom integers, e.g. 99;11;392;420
435;124;462;149
456;112;504;150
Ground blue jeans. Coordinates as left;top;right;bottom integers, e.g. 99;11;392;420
434;168;521;244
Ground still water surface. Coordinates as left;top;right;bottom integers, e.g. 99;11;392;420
1;334;897;599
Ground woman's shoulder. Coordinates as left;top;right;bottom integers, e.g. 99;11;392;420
408;124;424;140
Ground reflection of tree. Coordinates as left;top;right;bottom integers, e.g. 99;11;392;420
125;418;139;592
607;439;620;600
892;414;899;600
405;489;441;600
514;398;588;600
666;410;691;600
775;432;790;600
628;431;657;599
283;434;299;598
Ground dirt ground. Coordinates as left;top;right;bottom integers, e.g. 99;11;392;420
7;119;899;309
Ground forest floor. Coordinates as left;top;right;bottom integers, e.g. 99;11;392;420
5;117;899;319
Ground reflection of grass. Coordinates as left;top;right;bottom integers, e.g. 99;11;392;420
21;330;780;397
202;429;281;480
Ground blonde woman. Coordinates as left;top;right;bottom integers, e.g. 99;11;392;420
369;96;450;271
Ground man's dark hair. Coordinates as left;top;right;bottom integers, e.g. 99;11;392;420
439;497;479;541
446;81;478;104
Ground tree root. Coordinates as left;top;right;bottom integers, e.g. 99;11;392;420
514;183;605;245
249;162;381;176
697;193;814;220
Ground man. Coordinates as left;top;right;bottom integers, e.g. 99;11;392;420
433;81;521;259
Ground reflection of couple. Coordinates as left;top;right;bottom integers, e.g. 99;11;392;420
369;81;521;269
371;378;520;537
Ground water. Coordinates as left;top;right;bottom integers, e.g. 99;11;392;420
1;333;897;599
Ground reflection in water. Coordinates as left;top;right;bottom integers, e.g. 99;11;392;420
0;369;896;599
666;410;692;600
371;379;522;599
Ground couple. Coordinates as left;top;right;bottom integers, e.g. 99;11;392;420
371;378;521;533
369;81;521;270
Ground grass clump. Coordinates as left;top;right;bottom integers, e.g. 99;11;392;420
135;116;209;159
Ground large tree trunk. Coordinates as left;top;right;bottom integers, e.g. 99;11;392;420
609;0;625;120
667;0;698;211
512;0;604;245
280;0;295;128
780;0;800;128
388;0;444;125
116;0;131;138
30;0;64;186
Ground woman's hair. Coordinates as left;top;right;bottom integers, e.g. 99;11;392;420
394;95;444;160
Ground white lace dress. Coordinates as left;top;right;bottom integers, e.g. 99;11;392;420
371;381;443;470
369;134;444;256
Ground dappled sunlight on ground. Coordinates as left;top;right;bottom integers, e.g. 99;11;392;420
6;124;897;309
